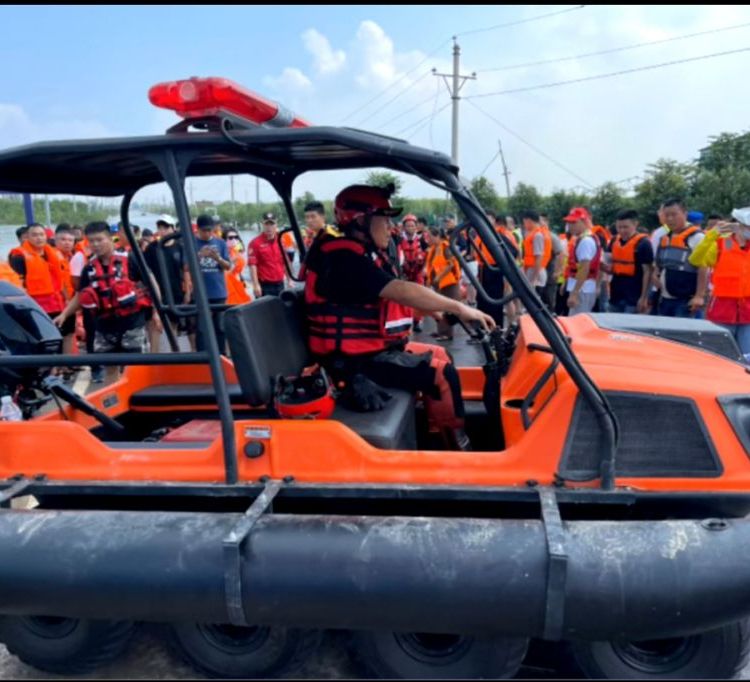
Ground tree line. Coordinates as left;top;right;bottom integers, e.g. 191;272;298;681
2;130;748;232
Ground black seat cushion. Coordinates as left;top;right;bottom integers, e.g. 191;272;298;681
223;295;417;449
333;389;416;450
223;295;310;407
130;383;245;407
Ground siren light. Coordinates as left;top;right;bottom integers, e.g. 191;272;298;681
148;76;310;129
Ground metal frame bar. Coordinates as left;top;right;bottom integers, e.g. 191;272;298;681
521;357;560;430
539;487;568;641
157;149;238;484
223;480;281;625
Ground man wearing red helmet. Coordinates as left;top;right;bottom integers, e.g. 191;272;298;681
302;184;495;451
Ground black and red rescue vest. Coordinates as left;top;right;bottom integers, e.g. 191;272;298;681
304;237;413;356
566;234;602;280
398;234;425;282
80;254;150;318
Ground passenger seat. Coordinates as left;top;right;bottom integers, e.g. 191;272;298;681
223;294;417;450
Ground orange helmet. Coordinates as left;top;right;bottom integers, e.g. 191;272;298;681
334;184;402;230
274;368;335;420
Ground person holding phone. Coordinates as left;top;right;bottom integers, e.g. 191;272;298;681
689;207;750;358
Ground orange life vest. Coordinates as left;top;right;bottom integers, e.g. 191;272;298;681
426;240;460;289
57;249;75;300
611;233;647;277
657;225;701;299
304;237;413;357
477;225;519;267
19;241;65;313
566;233;601;280
522;226;552;269
712;237;750;299
226;255;251;305
0;262;22;288
592;224;611;250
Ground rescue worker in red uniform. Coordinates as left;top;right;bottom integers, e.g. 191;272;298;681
397;213;426;331
302;184;495;451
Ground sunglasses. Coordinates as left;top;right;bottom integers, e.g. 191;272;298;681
227;235;240;240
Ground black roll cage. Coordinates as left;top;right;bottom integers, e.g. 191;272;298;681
0;119;619;489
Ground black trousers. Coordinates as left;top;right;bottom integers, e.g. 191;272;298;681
260;281;284;297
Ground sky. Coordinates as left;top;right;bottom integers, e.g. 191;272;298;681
2;3;750;208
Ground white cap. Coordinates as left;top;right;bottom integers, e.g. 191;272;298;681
156;214;177;226
731;207;750;226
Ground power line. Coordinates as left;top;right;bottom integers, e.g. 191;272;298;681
406;101;452;142
379;94;441;131
466;99;594;188
428;75;441;147
341;5;585;124
396;101;451;139
475;19;750;73
467;45;750;99
341;37;452;123
456;4;585;38
355;69;434;128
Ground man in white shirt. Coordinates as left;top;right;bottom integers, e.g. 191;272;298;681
564;207;601;316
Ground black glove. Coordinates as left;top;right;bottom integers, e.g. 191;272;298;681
341;374;392;412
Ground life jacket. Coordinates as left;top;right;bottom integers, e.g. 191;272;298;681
657;225;701;299
74;238;89;255
398;234;425;282
707;237;750;325
592;224;612;250
566;233;601;280
522;226;552;269
20;241;65;313
611;233;647;277
426;240;460;289
79;253;150;318
304;237;413;357
557;235;569;284
0;262;22;288
226;255;251;305
477;225;519;267
56;249;75;300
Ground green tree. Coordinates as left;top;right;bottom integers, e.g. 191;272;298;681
633;159;694;229
543;189;591;229
293;191;317;219
508;182;543;218
469;176;500;213
590;182;631;227
691;168;750;217
696;131;750;174
364;171;403;199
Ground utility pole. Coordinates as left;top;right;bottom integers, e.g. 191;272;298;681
498;140;512;199
255;177;260;233
230;175;236;226
189;181;195;209
432;38;476;168
44;195;51;227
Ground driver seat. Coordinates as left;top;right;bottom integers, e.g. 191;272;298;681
223;294;417;450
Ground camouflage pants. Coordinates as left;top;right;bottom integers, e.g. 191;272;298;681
93;326;147;353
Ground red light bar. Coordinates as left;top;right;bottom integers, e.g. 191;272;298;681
148;76;310;129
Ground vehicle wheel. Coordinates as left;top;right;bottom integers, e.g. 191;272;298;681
166;622;322;679
0;616;135;674
348;629;529;679
563;620;750;679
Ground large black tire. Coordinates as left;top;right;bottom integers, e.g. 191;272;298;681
563;620;750;679
348;629;529;679
0;616;135;674
166;622;322;679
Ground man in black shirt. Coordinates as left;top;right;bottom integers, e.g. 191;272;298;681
604;209;654;314
54;222;158;380
303;184;494;451
144;215;187;338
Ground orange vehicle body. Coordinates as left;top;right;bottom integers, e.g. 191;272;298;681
3;314;748;493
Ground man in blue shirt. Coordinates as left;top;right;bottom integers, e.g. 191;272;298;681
188;214;231;353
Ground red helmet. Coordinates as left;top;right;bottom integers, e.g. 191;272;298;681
274;368;335;420
334;184;402;230
402;213;417;225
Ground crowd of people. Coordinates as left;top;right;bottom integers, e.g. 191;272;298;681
3;191;750;389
